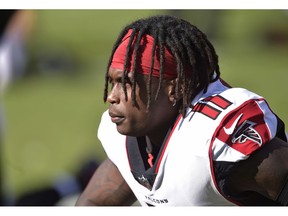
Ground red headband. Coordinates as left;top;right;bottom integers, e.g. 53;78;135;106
110;29;178;79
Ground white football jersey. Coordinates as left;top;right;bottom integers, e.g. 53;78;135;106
98;79;286;206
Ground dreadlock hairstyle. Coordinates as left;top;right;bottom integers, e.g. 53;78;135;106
104;15;220;116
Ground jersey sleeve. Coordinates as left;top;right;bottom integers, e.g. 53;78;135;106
210;97;286;205
211;98;281;162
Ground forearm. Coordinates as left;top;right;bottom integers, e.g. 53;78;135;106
76;158;136;206
76;180;136;206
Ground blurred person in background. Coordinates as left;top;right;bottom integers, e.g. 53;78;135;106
0;10;35;92
0;10;100;206
76;15;288;206
0;9;36;206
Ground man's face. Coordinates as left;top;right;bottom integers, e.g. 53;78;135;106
106;67;175;137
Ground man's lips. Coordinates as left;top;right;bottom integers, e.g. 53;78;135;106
109;112;125;124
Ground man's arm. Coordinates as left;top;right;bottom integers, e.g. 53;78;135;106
226;137;288;204
75;158;137;206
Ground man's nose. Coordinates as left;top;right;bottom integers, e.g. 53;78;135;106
106;84;121;104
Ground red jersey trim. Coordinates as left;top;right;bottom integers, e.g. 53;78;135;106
155;114;183;173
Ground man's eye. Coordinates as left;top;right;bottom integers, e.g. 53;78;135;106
110;83;114;90
125;77;132;85
109;77;132;91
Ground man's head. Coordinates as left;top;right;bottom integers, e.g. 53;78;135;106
104;15;220;137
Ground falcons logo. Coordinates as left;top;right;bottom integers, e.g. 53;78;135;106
231;120;262;146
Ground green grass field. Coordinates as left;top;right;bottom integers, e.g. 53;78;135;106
1;10;288;201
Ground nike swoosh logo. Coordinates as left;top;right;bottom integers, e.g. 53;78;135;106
224;113;243;135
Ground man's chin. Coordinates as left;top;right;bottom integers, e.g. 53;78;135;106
116;127;138;137
116;126;129;136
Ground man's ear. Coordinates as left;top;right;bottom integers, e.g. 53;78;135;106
166;78;183;104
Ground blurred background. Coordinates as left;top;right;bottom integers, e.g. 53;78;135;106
0;10;287;206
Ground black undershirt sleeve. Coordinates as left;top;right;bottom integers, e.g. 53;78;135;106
213;161;281;206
